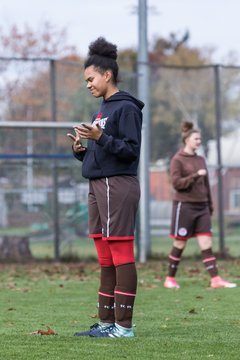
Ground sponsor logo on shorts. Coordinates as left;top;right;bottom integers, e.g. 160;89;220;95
178;227;187;236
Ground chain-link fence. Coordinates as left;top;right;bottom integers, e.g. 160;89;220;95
0;58;240;260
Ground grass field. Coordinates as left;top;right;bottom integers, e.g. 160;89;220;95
0;259;239;360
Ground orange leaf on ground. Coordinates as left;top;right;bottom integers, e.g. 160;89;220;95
30;326;57;335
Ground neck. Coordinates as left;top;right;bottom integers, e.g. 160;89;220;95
184;145;195;155
104;86;119;100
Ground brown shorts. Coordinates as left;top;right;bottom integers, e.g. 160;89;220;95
170;201;212;240
88;175;140;241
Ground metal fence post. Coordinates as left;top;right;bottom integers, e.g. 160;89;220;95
214;65;225;256
50;59;60;260
137;0;151;262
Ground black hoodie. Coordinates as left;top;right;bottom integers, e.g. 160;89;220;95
74;91;144;179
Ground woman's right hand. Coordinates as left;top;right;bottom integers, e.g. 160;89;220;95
67;128;85;153
197;169;207;176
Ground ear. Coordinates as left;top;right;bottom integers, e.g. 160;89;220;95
104;70;112;83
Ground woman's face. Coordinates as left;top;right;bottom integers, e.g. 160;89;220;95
84;65;110;99
185;132;202;151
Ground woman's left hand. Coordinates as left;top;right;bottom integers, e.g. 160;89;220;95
75;123;103;141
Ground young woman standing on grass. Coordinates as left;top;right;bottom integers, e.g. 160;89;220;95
164;121;237;289
67;37;144;337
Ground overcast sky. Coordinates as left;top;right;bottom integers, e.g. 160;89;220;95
1;0;240;63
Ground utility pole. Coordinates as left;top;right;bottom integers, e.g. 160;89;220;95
137;0;150;262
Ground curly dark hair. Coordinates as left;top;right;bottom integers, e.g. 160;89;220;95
84;37;119;84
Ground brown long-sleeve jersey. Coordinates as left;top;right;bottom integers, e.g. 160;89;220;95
170;149;213;213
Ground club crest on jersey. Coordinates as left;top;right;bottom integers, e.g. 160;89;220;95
178;227;187;236
93;113;108;129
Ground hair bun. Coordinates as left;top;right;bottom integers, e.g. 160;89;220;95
181;121;193;133
88;37;117;60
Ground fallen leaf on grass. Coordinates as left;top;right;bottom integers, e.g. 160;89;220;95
6;282;16;289
160;324;168;329
188;308;197;314
30;326;57;336
30;331;41;336
145;283;158;288
90;314;98;319
187;268;201;274
16;287;30;293
138;280;158;288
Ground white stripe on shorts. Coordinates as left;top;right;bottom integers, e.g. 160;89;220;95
174;202;182;237
106;177;110;238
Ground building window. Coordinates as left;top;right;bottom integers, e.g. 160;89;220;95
230;189;240;210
